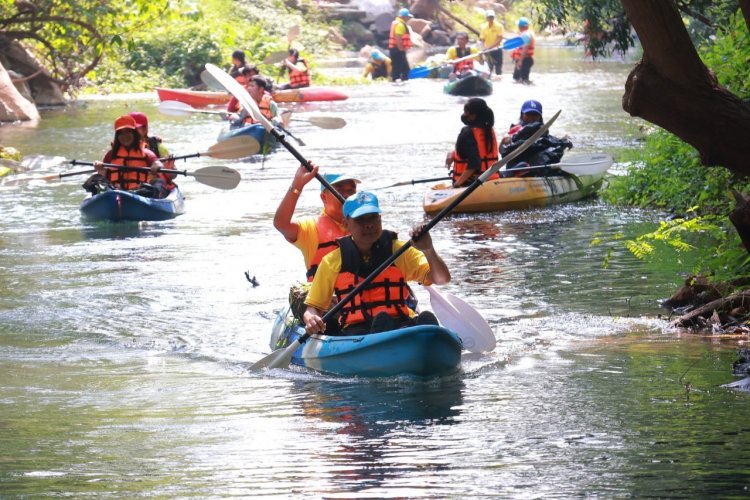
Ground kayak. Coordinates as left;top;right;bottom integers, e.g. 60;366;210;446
423;155;611;214
217;123;277;153
155;86;348;108
269;305;463;377
443;74;493;96
80;187;185;222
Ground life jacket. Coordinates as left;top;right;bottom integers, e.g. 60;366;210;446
512;30;535;60
306;213;348;282
243;93;275;124
333;230;413;329
388;19;412;50
451;127;500;184
452;46;475;73
288;60;311;88
108;145;151;190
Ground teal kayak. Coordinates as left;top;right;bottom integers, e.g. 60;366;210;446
443;73;493;96
269;306;463;377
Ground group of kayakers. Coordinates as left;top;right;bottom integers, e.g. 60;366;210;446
368;9;535;83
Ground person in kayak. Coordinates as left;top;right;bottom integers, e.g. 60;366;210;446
227;75;279;128
84;115;164;196
362;49;392;80
445;32;479;81
277;48;310;90
228;49;247;78
501;100;572;176
129;111;177;198
302;191;451;335
445;97;499;188
274;165;360;282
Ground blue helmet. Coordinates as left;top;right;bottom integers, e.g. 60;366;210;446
518;17;530;28
371;50;384;61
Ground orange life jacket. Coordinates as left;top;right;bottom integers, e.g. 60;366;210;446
511;31;535;60
108;145;151;191
243;93;275;124
306;213;348;282
452;47;475;73
288;60;311;88
451;127;500;184
333;230;413;329
388;19;412;50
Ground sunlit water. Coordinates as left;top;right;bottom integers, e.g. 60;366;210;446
2;44;750;497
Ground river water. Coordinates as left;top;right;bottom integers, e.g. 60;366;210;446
2;45;750;497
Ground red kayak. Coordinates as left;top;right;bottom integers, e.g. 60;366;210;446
155;86;348;107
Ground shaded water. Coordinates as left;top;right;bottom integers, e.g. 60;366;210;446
2;44;749;497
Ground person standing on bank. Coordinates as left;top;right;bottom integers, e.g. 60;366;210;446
445;97;499;188
479;10;505;79
511;17;535;84
388;8;413;82
302;191;451;335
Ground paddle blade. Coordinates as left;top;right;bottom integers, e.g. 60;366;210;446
426;286;496;353
501;36;525;50
408;65;433;79
158;100;194;117
263;50;289;65
556;153;613;176
201;69;226;91
190;166;241;190
206;135;260;159
250;339;301;370
304;116;346;129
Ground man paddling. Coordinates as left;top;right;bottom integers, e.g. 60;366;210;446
273;164;360;282
302;191;450;335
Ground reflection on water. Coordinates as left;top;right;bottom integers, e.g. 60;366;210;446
2;45;750;496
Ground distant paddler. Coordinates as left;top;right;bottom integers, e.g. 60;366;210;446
277;48;311;90
226;75;279;128
362;48;392;80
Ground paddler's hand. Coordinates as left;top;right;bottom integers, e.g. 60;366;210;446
302;309;326;334
293;162;319;189
410;224;434;251
93;161;105;174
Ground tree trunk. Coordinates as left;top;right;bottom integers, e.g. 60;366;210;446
0;60;40;122
0;37;65;107
620;0;750;176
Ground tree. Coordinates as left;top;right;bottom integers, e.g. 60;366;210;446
538;0;750;177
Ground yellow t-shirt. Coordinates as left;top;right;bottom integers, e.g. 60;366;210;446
292;211;347;270
446;46;478;60
480;22;505;48
305;239;432;311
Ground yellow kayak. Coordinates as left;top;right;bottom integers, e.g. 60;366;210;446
423;153;612;215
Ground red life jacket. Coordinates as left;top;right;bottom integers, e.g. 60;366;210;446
388;19;412;50
288;60;311;88
333;230;413;329
451;127;500;184
108;145;151;190
511;31;536;60
306;213;348;282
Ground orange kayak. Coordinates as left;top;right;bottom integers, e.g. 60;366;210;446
155;86;348;107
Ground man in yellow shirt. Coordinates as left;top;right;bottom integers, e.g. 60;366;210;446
445;32;479;80
480;10;505;78
362;49;392;80
273;164;360;282
303;191;451;335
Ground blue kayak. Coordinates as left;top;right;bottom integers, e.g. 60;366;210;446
269;306;463;377
218;123;276;153
80;187;185;222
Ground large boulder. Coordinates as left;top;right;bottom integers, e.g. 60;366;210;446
0;61;40;122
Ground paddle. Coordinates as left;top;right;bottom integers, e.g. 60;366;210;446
68;161;242;190
275;122;305;146
375;154;613;189
200;69;227;91
205;63;347;203
279;109;347;130
408;36;524;79
162;136;260;161
425;286;496;353
263;50;289;65
249;109;561;370
158;100;227;117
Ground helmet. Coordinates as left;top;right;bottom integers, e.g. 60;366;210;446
371;50;384;61
114;115;137;131
485;10;495;18
518;17;529;28
128;111;148;128
398;8;413;18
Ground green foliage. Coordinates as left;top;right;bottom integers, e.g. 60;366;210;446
700;11;750;97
